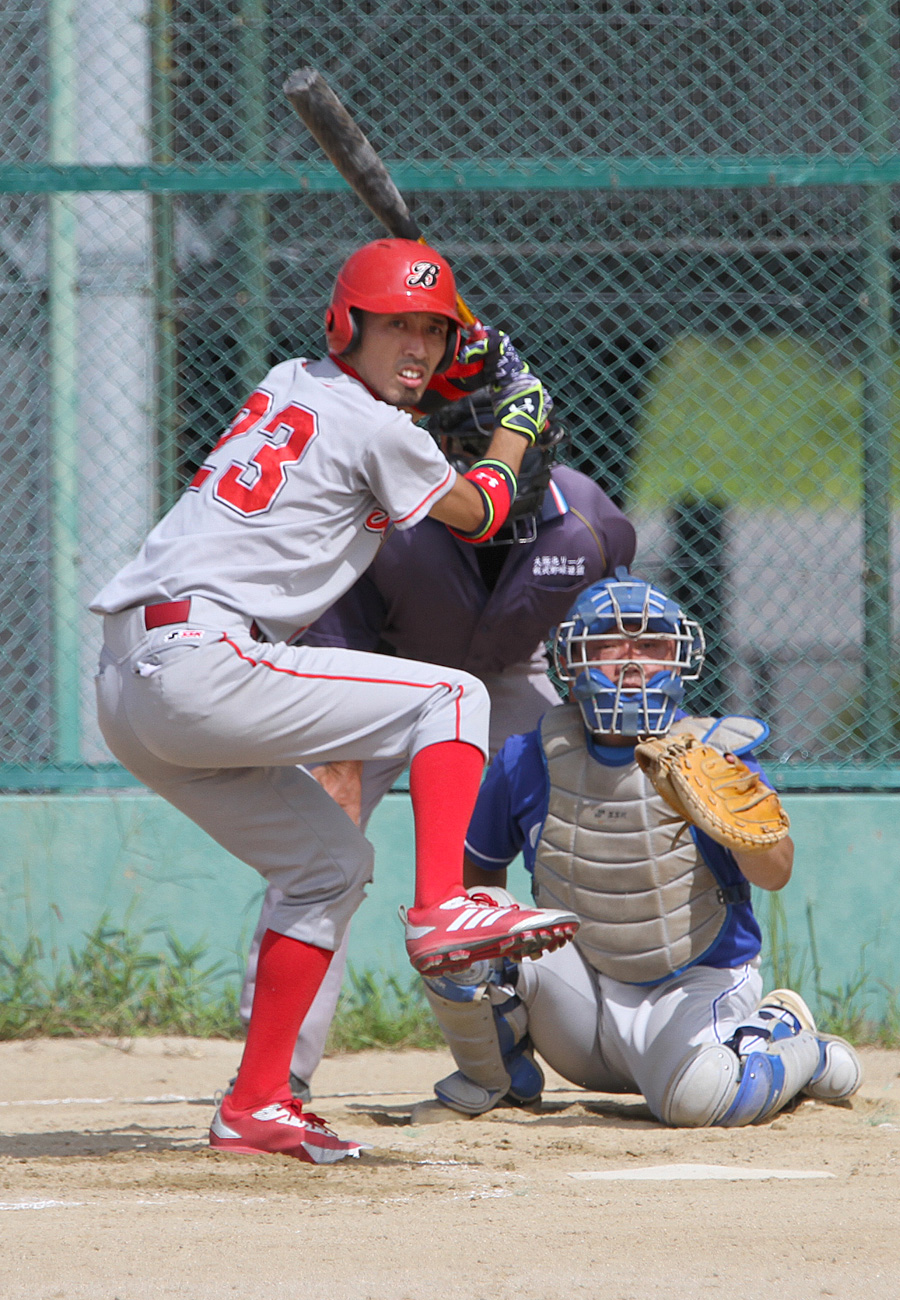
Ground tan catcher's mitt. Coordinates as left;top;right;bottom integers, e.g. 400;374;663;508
634;733;790;853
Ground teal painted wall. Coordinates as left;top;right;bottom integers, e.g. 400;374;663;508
753;794;900;1016
0;793;897;1015
0;792;417;987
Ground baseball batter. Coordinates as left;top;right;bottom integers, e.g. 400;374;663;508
240;391;637;1095
420;572;862;1126
90;237;577;1163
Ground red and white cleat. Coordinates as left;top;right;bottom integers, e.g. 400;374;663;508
401;889;579;975
209;1094;365;1164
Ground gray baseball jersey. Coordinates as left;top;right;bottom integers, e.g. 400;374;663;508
90;357;456;644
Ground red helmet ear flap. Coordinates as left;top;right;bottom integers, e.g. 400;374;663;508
324;304;361;356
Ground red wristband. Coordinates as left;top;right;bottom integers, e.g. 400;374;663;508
447;459;517;544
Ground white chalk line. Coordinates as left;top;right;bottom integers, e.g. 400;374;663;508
0;1095;205;1108
0;1089;429;1108
0;1167;833;1214
570;1163;836;1182
0;1200;86;1212
0;1195;272;1213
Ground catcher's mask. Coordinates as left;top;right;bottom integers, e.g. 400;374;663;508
550;570;705;737
325;238;463;373
427;387;567;545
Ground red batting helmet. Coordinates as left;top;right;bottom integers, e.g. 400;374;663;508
325;238;464;372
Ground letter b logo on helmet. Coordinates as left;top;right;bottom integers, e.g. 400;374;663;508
406;261;441;289
325;239;463;372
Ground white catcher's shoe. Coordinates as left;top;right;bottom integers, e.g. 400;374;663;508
757;989;862;1102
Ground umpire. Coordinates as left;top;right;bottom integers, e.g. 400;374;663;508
241;389;637;1095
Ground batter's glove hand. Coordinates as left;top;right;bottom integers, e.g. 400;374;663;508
491;372;553;447
634;734;791;854
492;333;530;387
415;323;503;414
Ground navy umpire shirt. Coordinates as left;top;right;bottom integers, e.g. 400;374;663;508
301;466;636;676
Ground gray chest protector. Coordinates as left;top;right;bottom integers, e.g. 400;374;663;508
532;706;765;985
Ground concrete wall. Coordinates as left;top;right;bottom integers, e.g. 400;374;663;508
1;793;897;1017
0;792;417;989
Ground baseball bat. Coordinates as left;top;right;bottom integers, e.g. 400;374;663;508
283;66;477;327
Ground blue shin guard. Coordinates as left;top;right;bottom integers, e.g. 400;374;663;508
716;1050;786;1126
661;1029;822;1127
424;961;543;1115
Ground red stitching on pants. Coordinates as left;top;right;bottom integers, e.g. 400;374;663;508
219;634;466;740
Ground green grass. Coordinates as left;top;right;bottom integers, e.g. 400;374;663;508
2;913;897;1050
0;918;443;1050
631;332;900;510
0;919;243;1039
325;968;444;1053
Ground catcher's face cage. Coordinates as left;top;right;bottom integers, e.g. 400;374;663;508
551;575;706;737
428;390;567;545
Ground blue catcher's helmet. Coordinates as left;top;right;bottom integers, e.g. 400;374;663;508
550;569;705;737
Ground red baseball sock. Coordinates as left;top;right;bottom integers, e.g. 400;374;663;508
409;740;485;907
228;930;332;1112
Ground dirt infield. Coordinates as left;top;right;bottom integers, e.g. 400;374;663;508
0;1037;897;1299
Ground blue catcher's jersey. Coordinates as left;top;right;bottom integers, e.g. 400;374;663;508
464;725;768;972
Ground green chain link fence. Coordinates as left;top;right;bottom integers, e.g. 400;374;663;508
1;0;897;790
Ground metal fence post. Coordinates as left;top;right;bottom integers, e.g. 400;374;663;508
666;496;729;720
860;0;896;758
151;0;180;517
237;0;269;396
47;0;81;763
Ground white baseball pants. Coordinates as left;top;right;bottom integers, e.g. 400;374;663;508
241;647;563;1082
95;597;489;955
517;941;763;1121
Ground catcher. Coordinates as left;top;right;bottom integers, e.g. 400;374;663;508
421;571;862;1127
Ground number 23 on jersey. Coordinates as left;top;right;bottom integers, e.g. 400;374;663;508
189;390;318;517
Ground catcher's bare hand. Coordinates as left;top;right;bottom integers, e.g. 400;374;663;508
634;734;790;855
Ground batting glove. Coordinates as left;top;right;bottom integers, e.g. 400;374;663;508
491;373;553;447
493;334;530;387
455;324;505;381
416;323;506;415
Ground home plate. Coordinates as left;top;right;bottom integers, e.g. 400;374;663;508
570;1164;835;1182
